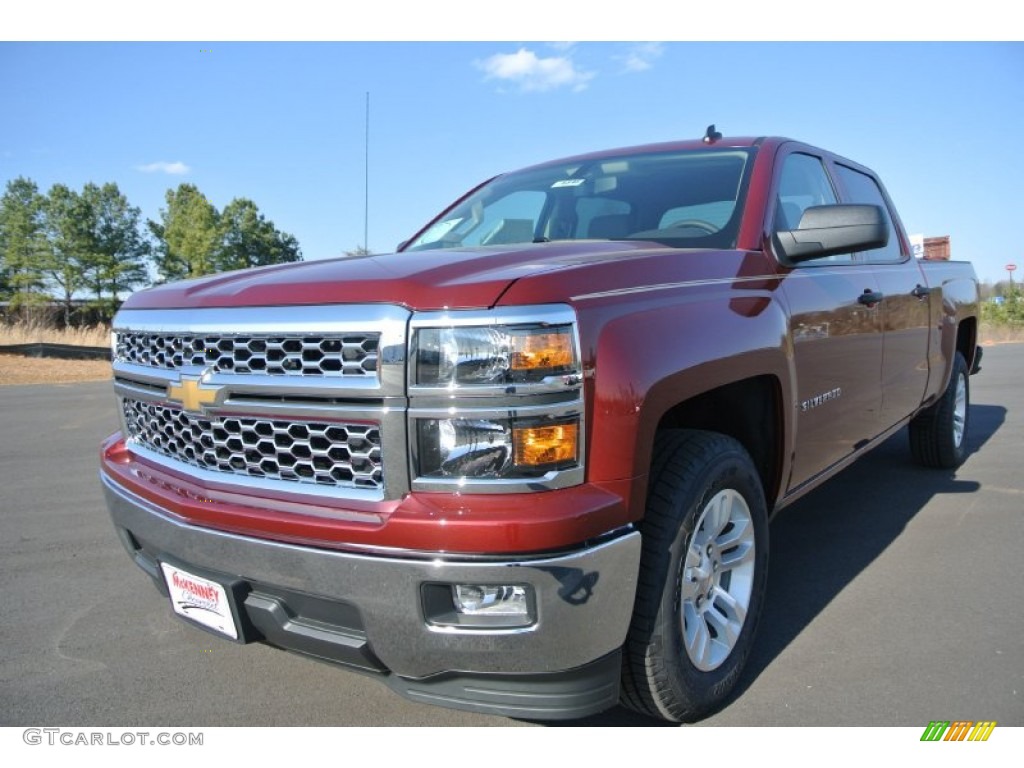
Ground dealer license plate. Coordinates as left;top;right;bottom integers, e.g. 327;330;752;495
160;562;239;640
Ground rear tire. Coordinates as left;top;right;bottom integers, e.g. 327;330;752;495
909;351;969;469
620;430;769;722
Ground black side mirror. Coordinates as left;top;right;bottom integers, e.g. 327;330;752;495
776;204;888;263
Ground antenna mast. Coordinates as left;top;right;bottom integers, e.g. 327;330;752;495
364;91;370;253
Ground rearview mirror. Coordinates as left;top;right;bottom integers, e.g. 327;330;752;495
775;204;888;263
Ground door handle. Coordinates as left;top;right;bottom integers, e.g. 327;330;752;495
911;284;930;299
858;290;884;306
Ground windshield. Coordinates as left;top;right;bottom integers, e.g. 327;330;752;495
405;148;755;252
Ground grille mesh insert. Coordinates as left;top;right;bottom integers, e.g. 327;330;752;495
122;398;383;490
115;332;378;377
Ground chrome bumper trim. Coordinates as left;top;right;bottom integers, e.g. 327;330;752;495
102;472;641;678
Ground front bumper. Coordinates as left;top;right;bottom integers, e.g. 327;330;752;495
102;472;641;719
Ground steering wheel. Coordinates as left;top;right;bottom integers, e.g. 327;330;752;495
665;219;719;235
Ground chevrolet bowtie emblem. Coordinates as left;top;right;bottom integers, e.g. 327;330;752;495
167;375;221;413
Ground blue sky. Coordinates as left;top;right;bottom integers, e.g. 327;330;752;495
2;40;1022;284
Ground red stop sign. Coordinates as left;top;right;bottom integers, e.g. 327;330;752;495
1008;264;1017;272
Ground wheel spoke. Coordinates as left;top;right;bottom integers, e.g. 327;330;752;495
689;526;710;552
715;516;750;549
685;545;703;568
953;374;967;446
686;611;714;668
704;607;739;649
711;586;747;625
719;540;754;570
680;573;700;601
704;492;732;539
706;588;746;647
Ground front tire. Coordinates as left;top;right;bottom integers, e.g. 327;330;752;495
621;430;769;722
909;351;970;469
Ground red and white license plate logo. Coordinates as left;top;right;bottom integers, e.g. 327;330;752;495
160;563;238;639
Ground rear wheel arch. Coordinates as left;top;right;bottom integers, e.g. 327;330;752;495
956;318;977;372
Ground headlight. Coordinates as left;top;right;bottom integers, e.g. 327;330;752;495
414;324;579;388
409;305;585;491
417;416;580;479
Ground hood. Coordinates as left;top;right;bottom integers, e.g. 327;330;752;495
122;241;679;311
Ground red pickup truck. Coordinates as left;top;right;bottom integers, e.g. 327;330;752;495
101;134;981;722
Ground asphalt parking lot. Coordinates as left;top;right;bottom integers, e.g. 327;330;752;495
1;345;1021;727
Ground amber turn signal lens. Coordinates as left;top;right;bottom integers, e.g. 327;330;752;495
513;422;578;468
510;331;575;372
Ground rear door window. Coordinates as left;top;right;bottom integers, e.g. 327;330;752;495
833;164;904;263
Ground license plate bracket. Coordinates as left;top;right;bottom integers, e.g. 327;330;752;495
160;561;246;641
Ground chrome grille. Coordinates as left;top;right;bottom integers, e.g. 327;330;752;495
115;331;379;376
122;398;383;490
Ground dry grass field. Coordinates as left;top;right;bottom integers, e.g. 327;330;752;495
0;320;109;348
0;321;112;386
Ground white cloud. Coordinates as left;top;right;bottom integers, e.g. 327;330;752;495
476;48;594;93
136;160;191;175
617;42;665;73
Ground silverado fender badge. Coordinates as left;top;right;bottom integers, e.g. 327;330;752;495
801;387;842;413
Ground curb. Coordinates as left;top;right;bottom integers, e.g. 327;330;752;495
0;343;111;361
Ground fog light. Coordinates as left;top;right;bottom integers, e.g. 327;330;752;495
422;583;535;628
453;584;529;616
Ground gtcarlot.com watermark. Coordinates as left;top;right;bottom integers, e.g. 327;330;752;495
23;728;203;747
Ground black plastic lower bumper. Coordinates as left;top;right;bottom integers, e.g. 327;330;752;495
388;650;622;720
